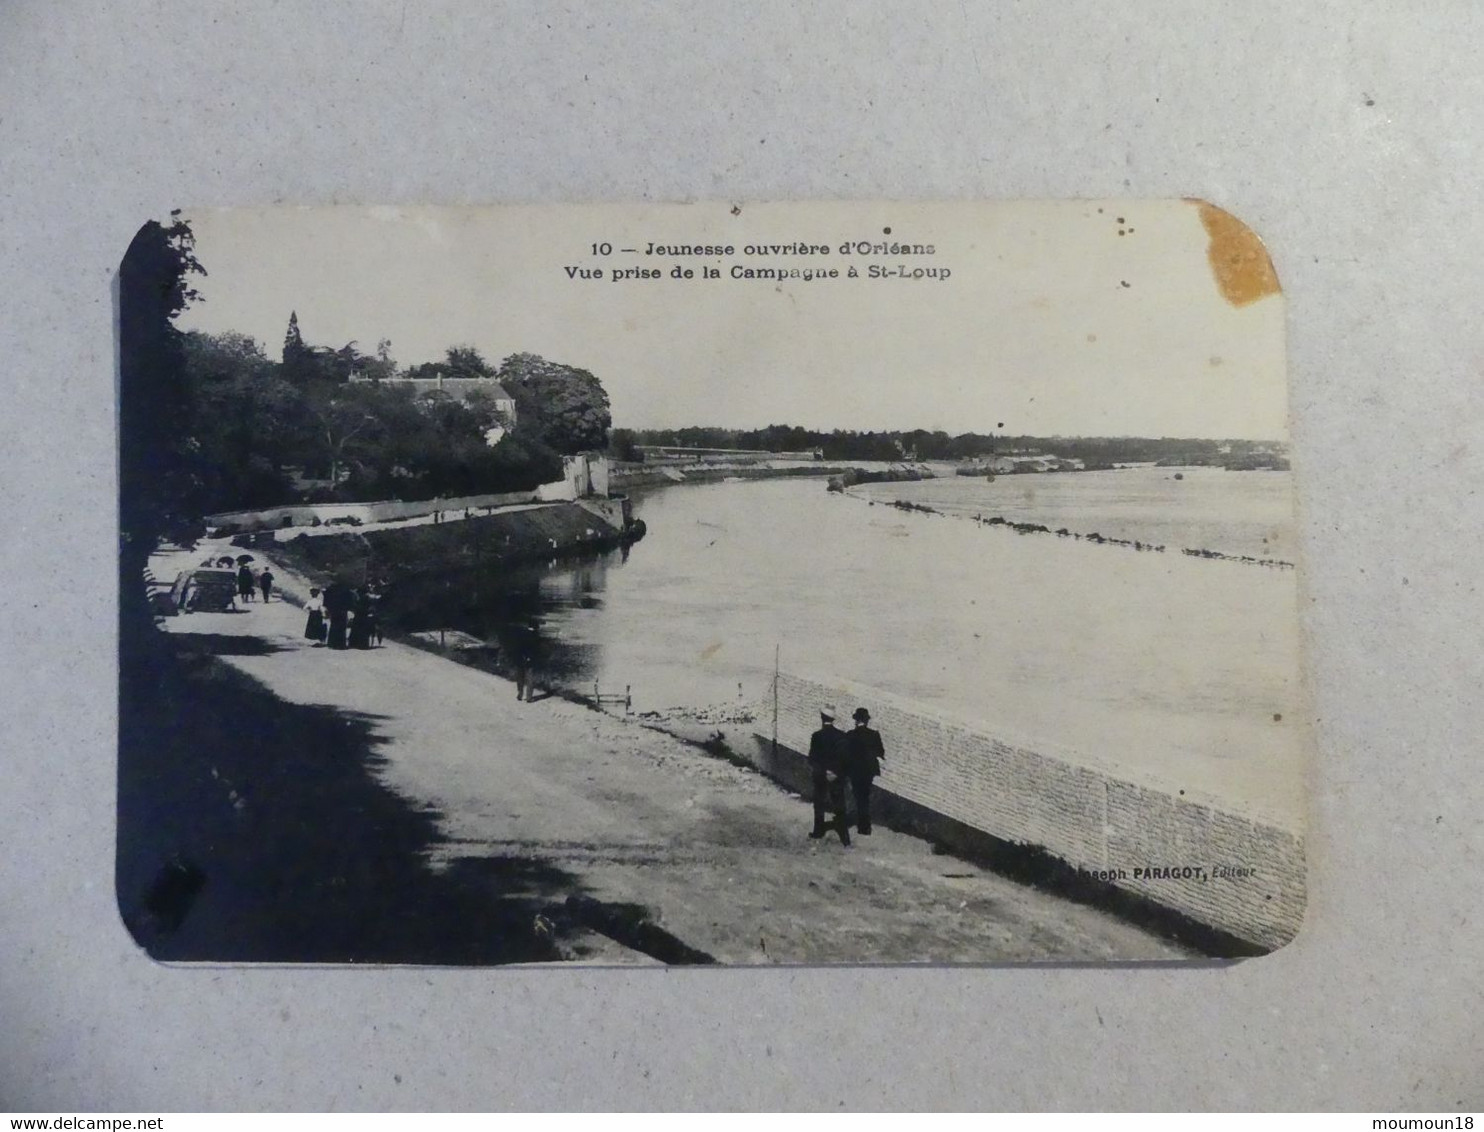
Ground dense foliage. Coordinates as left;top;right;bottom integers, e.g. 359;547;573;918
174;311;606;511
497;352;612;455
119;214;207;552
118;214;208;677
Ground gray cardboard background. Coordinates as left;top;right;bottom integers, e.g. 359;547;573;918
1;0;1480;1111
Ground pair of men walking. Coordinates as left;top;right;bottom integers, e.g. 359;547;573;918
235;563;273;604
807;703;886;846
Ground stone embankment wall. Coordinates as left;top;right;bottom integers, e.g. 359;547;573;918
274;500;632;585
609;467;689;489
576;496;631;530
752;672;1305;952
208;454;615;532
206;489;540;533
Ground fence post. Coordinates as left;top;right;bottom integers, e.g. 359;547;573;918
772;644;780;753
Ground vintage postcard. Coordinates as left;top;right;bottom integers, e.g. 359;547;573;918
117;200;1305;965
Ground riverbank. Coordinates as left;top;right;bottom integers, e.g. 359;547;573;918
611;460;935;490
271;498;642;586
125;538;1194;964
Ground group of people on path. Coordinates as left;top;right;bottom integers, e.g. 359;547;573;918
302;582;383;651
200;555;276;607
807;703;887;847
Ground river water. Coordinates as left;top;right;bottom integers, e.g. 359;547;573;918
853;464;1296;561
387;468;1306;822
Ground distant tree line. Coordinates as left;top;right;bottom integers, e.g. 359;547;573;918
622;427;1283;465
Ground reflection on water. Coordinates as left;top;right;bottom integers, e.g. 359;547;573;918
387;549;632;686
384;472;1305;818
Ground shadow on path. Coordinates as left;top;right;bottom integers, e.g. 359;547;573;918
560;895;715;965
118;623;590;965
162;631;290;658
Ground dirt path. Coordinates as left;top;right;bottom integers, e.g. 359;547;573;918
148;541;1193;964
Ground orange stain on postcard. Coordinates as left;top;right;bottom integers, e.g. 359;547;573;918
1195;201;1281;307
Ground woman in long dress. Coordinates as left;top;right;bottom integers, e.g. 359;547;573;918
303;588;326;645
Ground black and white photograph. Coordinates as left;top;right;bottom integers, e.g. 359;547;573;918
117;199;1305;966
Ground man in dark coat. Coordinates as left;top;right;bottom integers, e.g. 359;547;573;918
348;587;373;649
323;581;352;649
846;706;886;834
807;704;850;846
236;563;255;603
258;567;275;603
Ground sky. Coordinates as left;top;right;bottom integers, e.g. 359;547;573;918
178;200;1288;439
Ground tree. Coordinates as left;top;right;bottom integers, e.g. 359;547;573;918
497;352;611;454
282;312;368;385
402;361;444;382
304;386;382;486
312;340;369;383
608;427;642;463
443;345;497;380
358;338;398;383
180;331;309;509
283;310;304;355
118;214;208;694
119;212;207;557
281;310;314;384
323;383;556;500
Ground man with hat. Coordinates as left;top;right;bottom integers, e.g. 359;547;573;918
807;703;851;845
846;706;886;834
